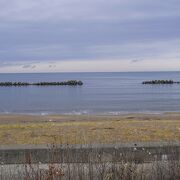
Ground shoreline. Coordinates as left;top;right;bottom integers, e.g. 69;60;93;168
0;110;180;117
1;112;180;123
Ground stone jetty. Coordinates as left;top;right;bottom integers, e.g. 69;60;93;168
142;80;180;84
0;80;83;87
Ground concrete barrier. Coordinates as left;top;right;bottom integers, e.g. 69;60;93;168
0;142;179;164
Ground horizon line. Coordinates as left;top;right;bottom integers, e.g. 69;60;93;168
0;70;180;74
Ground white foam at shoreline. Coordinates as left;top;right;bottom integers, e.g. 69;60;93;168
0;110;178;116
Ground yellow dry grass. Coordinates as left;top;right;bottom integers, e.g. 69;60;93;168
0;119;179;145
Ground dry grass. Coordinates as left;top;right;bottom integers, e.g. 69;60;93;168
0;117;179;145
1;144;180;180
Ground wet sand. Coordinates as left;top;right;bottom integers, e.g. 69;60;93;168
1;112;180;124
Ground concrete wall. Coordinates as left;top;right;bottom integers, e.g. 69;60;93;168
0;143;179;164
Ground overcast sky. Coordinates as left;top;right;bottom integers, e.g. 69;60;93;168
0;0;180;72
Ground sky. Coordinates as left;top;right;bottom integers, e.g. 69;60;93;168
0;0;180;73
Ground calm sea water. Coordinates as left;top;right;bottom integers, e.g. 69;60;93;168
0;72;180;115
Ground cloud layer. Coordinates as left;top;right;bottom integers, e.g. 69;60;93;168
0;0;180;72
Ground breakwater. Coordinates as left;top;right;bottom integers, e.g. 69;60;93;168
0;80;83;87
142;80;180;84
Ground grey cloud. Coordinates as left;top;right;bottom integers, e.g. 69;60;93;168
0;62;20;67
0;0;180;67
0;17;180;62
49;64;56;68
22;64;32;68
22;64;36;69
131;59;144;63
0;61;39;69
0;0;179;22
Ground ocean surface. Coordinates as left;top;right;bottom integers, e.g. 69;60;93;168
0;72;180;115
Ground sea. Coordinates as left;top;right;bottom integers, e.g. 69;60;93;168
0;71;180;115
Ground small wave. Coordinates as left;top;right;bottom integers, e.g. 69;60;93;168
40;112;50;116
2;111;11;115
0;110;178;116
105;111;129;116
64;110;90;115
102;111;166;116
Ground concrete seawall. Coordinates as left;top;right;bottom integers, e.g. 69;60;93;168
0;142;179;164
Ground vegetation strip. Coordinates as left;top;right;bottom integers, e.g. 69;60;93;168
0;119;179;145
142;80;180;84
0;80;83;86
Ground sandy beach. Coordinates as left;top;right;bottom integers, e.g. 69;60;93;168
0;113;179;145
